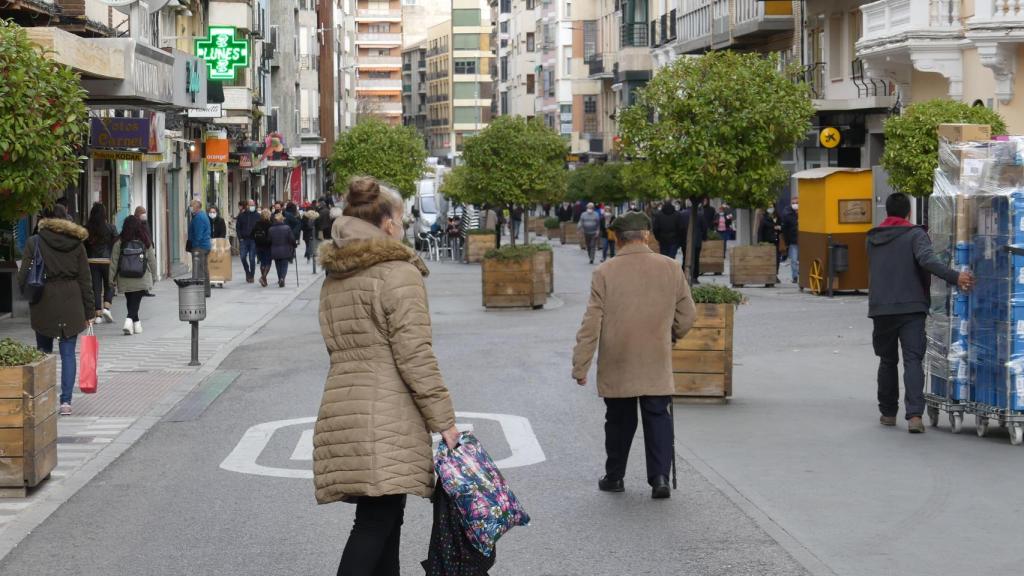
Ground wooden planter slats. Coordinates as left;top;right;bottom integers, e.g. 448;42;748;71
481;251;550;309
700;242;725;275
546;227;560;241
730;245;777;287
465;234;497;263
672;304;734;401
0;355;59;496
562;222;576;245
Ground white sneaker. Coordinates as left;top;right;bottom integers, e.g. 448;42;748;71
122;319;134;335
94;315;104;324
102;308;114;323
132;321;143;334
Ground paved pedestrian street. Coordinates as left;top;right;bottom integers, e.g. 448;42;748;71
0;242;1022;576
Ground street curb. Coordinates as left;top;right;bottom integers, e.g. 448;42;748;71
0;273;324;562
673;440;838;576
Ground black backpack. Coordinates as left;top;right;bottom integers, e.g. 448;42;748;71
253;224;270;246
117;240;147;279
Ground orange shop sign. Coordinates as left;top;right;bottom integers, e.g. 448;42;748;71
206;138;229;163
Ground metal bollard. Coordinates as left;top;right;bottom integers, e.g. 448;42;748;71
174;278;207;366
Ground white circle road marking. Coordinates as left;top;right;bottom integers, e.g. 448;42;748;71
219;412;546;479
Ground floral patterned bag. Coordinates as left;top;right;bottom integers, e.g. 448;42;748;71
434;432;530;557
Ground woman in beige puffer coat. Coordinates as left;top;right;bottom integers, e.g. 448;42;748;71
316;177;459;575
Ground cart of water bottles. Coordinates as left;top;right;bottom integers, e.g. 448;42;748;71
925;125;1024;445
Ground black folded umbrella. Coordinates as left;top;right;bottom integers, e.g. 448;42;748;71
422;484;496;576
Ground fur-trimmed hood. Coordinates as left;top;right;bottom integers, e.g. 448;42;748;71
303;210;320;220
318;216;428;277
38;218;88;253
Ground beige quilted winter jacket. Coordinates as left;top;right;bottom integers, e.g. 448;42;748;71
314;216;456;504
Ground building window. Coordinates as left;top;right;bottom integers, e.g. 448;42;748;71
527;0;534;9
454;59;478;74
545;69;555;97
828;14;843;81
453;9;480;27
500;56;508;82
526;73;535;94
565;1;571;17
500;0;511;14
565;47;572;77
454;82;479;99
454;107;481;125
848;10;862;70
582;95;598;134
583;20;597;61
500;91;508;114
454;34;481;50
526;32;535;52
368;23;391;34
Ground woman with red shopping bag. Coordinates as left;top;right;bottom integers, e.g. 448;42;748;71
314;177;460;576
17;204;94;416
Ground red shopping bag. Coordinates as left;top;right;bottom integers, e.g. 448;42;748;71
79;326;98;394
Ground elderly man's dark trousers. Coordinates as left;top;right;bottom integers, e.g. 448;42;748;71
604;396;673;483
872;313;926;420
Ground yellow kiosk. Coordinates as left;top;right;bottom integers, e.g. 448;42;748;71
792;168;873;295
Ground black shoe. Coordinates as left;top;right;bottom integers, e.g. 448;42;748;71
650;475;671;499
143;291;156;297
598;476;624;493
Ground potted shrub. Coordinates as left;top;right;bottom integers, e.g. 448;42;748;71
730;243;778;287
672;285;742;402
700;231;725;275
464;229;497;263
481;245;550;309
544;216;561;240
0;338;58;495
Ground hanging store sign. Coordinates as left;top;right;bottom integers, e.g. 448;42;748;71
188;104;223;119
90;117;150;149
205;138;230;163
89;149;163;162
195;27;250;81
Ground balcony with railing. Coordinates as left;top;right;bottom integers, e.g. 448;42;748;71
299;116;320;135
588;53;614;79
620;22;649;47
857;0;964;99
355;9;402;22
356;33;402;45
675;0;727;54
358;56;402;69
732;0;793;39
298;54;320;71
967;1;1024;103
355;78;403;91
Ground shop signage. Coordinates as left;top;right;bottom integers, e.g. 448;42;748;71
208;162;227;172
206;138;229;163
239;154;253;169
146;111;165;154
173;53;208;109
195;27;250;81
188;104;223;119
819;126;841;149
90;117;150;149
90;149;163;162
80;39;174;105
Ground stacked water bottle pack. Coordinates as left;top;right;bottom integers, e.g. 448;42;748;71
925;127;1024;444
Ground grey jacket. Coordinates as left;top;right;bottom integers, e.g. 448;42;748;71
866;225;959;318
579;211;601;235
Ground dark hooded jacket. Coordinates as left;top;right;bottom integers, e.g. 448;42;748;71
652;203;685;247
866;224;959;318
17;219;94;339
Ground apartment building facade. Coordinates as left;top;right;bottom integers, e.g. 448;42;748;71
402;41;430;147
426;21;453;157
492;0;539;119
355;0;404;124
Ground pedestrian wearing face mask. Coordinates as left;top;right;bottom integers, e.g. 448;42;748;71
208;205;227;239
757;206;782;273
236;199;260;283
133;206;157;297
781;200;800;284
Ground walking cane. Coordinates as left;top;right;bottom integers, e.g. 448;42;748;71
295;244;300;287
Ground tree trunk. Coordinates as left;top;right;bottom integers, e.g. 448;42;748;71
685;198;698;283
524;204;530;247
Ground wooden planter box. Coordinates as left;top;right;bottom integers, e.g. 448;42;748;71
562;222;577;246
537;249;554;294
730;245;777;287
546;227;560;241
700;242;725;275
482;252;549;309
0;355;58;496
464;234;497;263
672;304;734;402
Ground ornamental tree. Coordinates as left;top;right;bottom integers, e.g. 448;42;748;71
881;99;1006;197
460;116;568;245
328;118;427;198
567;163;629;206
619;50;814;267
0;20;89;222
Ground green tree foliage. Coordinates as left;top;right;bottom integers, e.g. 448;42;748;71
0;20;89;222
567;163;631;204
881;99;1007;197
618;51;814;209
460;116;567;208
439;164;471;205
328;118;427;198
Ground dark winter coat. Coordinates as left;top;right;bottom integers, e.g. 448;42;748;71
85;223;117;263
269;221;296;260
318;206;333;238
253;220;273;248
757;213;780;245
652;204;685;247
17;219;94;339
236;210;260;240
866;224;959;318
781;209;799;245
284;210;302;240
210;216;228;239
302;210;319;242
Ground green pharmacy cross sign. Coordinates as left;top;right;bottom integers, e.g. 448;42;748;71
195;26;249;81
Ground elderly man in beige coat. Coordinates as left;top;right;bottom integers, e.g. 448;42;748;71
573;211;697;499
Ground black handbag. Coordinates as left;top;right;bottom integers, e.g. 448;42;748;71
24;237;45;304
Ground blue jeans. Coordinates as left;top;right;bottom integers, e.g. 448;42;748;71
36;333;77;405
788;244;799;282
239;238;256;278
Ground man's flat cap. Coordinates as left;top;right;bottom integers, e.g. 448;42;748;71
610;211;651;233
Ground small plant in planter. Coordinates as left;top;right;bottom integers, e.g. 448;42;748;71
543;216;560;239
672;285;743;402
0;338;59;495
481;244;551;309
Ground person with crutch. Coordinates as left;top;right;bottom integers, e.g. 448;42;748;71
572;211;696;499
